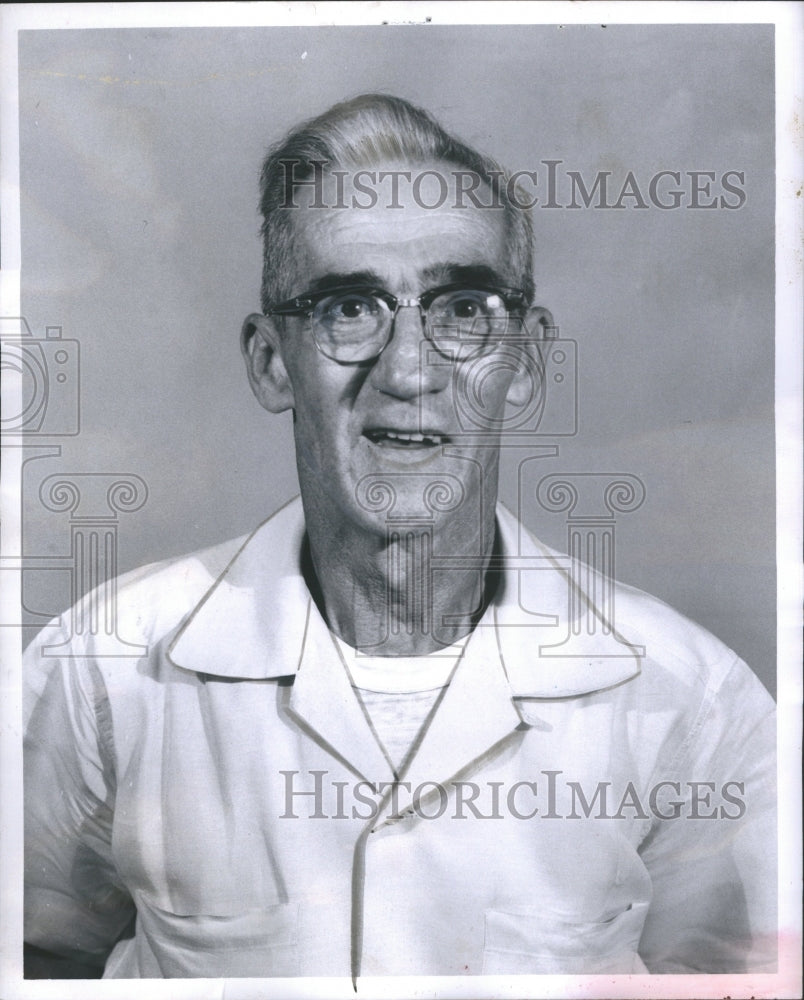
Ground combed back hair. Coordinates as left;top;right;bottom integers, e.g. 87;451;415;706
258;93;535;312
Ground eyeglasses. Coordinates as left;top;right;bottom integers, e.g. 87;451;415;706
266;282;529;364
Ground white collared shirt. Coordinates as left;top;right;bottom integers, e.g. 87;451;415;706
23;498;777;978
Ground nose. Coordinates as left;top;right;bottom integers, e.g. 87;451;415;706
368;303;450;399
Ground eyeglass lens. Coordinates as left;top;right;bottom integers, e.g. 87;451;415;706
311;289;511;362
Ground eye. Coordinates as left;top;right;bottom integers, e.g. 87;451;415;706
449;297;482;319
431;289;503;320
320;292;381;323
444;291;486;317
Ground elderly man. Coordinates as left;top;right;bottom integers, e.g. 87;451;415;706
24;94;776;981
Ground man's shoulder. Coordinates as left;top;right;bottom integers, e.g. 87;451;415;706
25;498;302;664
111;533;251;638
22;533;248;687
608;578;775;722
496;504;770;705
610;578;737;678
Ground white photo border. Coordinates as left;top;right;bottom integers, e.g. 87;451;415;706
1;3;801;999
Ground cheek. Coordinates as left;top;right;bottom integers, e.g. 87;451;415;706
287;368;359;466
283;344;333;418
452;355;518;427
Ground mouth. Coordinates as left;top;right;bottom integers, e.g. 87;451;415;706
364;427;450;449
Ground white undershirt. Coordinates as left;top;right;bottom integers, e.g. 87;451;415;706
332;634;466;772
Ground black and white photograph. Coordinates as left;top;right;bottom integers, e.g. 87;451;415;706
1;3;801;999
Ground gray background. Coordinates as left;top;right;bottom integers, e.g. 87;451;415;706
17;24;776;694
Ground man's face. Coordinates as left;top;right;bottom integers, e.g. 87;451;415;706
246;162;536;539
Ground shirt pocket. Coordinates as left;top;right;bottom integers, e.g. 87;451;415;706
482;901;648;975
135;894;299;978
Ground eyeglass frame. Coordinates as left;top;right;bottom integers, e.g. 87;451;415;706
265;281;531;364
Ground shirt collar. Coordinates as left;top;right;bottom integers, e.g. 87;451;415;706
492;504;642;697
168;496;641;697
168;497;310;680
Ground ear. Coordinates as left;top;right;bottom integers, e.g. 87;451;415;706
505;305;555;407
241;313;295;413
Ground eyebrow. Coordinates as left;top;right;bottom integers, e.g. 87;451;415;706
421;263;512;288
304;263;513;296
305;271;385;294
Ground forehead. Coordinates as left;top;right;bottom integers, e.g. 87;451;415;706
286;161;510;290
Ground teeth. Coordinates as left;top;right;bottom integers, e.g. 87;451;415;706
370;430;444;445
388;431;424;442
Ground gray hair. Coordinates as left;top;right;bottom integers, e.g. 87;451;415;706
258;93;535;312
